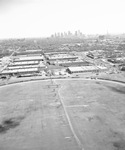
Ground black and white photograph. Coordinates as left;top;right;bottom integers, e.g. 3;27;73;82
0;0;125;150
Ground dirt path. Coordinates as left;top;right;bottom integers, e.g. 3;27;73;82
53;80;84;150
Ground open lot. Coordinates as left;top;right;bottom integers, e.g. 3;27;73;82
0;81;80;150
56;79;125;150
0;79;125;150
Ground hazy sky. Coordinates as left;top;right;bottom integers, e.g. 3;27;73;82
0;0;125;39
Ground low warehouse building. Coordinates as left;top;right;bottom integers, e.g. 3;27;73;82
58;61;91;67
14;49;42;56
0;68;39;76
25;49;42;52
9;61;39;66
47;59;87;66
7;65;40;70
46;53;78;61
14;56;44;62
67;66;106;74
48;57;78;61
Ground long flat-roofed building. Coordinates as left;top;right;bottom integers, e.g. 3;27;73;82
14;56;44;62
7;65;40;70
48;59;92;66
14;49;43;56
45;51;71;55
25;49;42;52
58;60;91;67
1;68;39;75
67;66;107;74
46;53;78;61
48;56;78;61
9;61;39;66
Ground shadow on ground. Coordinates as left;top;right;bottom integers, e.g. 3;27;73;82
0;116;25;134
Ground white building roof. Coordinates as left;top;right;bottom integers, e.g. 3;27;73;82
7;65;39;70
47;54;77;60
25;49;42;52
68;66;84;72
14;56;44;61
68;66;107;73
10;61;39;65
2;68;38;74
97;66;107;70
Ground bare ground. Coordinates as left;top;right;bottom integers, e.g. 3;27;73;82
55;79;125;150
0;81;80;150
0;79;125;150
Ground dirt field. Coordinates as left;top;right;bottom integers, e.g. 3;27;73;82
56;79;125;150
0;81;80;150
0;79;125;150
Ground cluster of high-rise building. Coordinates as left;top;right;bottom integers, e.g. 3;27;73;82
51;30;85;38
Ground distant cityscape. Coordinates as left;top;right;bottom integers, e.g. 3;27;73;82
50;31;125;39
51;30;85;38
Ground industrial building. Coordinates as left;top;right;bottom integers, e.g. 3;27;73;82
13;56;44;62
14;49;43;56
45;51;70;55
9;61;39;66
7;65;40;70
67;66;107;74
44;50;69;54
48;56;78;61
0;48;47;78
46;53;78;61
25;49;42;52
107;58;121;64
48;59;92;67
0;68;39;76
58;60;92;67
87;50;104;59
